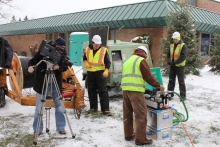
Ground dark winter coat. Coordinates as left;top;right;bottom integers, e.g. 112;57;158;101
28;51;68;94
0;37;13;68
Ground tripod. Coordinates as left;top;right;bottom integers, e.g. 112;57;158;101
33;59;75;146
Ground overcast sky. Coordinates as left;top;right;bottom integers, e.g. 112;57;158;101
9;0;152;21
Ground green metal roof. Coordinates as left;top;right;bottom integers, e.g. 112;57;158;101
0;0;219;36
166;1;220;33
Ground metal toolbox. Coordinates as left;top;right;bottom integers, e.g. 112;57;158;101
147;107;173;130
146;126;173;140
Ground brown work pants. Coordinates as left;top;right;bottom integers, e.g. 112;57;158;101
123;91;147;143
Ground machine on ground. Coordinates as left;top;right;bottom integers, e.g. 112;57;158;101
145;87;189;140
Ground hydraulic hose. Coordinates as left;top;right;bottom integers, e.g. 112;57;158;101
170;92;194;147
172;91;189;126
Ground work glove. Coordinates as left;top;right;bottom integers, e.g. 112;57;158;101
84;61;91;68
102;69;109;77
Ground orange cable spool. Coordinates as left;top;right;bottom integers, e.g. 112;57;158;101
10;52;35;91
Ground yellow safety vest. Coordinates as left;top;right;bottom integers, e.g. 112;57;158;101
121;55;146;93
85;47;107;72
170;43;186;67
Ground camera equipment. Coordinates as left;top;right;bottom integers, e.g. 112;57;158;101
38;40;61;64
33;59;75;146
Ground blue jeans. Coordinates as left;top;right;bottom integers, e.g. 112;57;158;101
33;82;66;133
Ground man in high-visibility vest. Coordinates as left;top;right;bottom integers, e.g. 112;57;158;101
121;46;165;145
83;35;112;116
167;31;188;101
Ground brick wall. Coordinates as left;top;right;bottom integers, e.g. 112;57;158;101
114;27;167;67
197;0;220;13
178;0;220;13
4;34;46;57
3;28;167;67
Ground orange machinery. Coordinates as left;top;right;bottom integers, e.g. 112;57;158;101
0;53;85;118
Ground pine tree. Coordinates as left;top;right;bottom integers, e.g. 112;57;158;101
12;15;15;20
209;29;220;74
24;15;28;21
131;34;153;55
11;15;16;22
158;2;203;76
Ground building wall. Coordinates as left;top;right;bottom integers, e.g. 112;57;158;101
197;0;220;13
4;34;46;57
3;28;167;67
114;27;167;67
178;0;220;13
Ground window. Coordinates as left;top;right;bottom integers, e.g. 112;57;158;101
59;33;65;39
49;34;53;40
186;0;197;6
200;33;210;56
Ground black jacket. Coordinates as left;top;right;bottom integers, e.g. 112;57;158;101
28;51;67;94
0;37;13;68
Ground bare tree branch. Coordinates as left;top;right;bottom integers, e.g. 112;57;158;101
0;0;21;23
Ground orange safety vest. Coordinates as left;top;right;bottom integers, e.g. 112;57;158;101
85;47;107;72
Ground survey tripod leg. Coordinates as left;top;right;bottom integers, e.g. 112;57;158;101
33;60;75;146
33;70;50;146
45;95;52;133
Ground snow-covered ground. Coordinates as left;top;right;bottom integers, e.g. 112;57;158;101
0;65;219;147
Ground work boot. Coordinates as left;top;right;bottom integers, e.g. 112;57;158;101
180;96;186;101
102;110;112;116
33;132;42;137
59;130;66;134
168;97;174;101
125;134;135;141
87;109;98;114
135;138;153;145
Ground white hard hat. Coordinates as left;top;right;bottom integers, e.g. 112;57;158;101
136;46;148;54
92;35;102;44
172;32;180;38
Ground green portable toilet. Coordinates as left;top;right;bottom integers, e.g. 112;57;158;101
69;32;88;66
146;67;163;90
